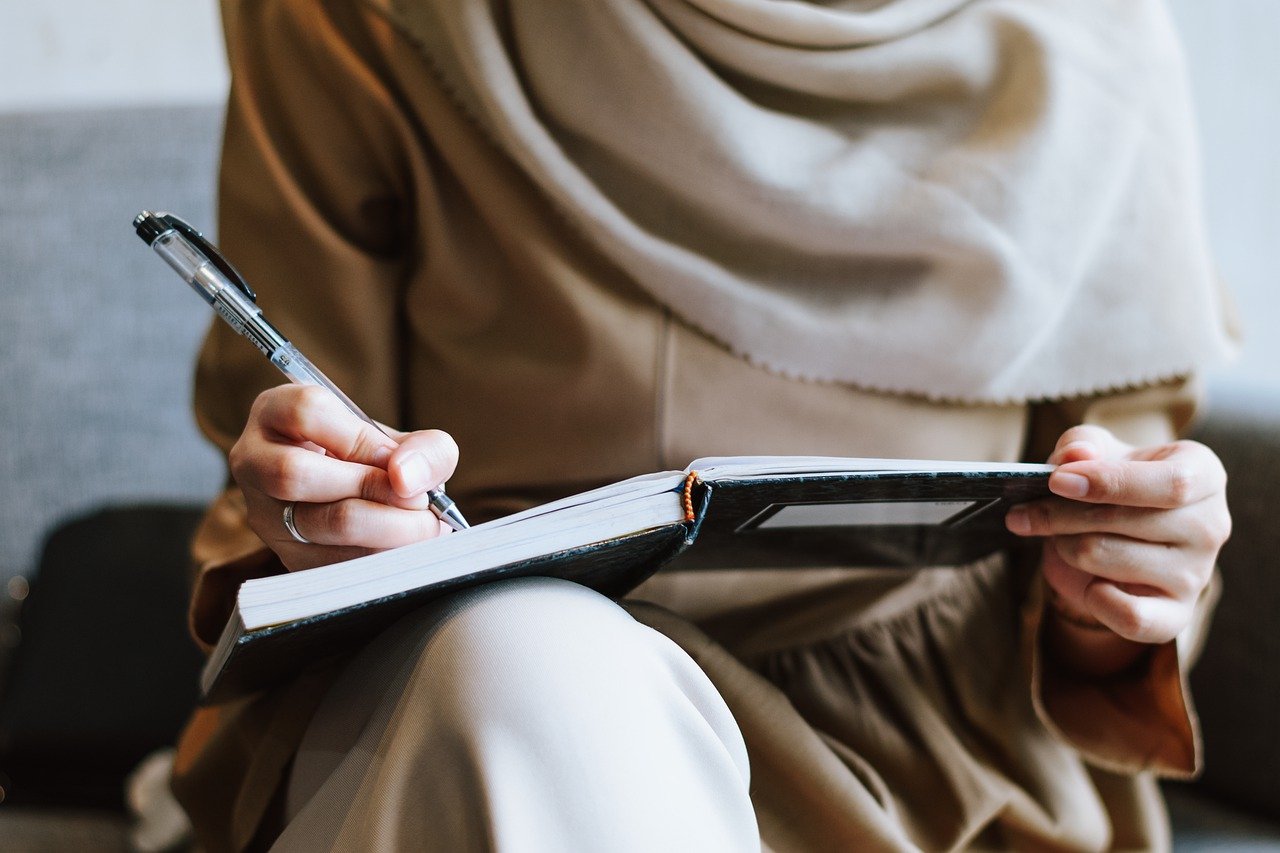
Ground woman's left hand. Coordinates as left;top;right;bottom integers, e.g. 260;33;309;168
1006;425;1230;646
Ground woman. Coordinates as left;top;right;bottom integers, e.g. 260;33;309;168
172;0;1237;849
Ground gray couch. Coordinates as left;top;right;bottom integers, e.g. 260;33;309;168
1;105;1277;850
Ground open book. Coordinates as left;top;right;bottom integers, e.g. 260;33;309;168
204;456;1052;702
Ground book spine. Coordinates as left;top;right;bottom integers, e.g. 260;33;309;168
682;476;714;547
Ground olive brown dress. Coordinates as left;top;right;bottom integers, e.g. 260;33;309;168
171;1;1229;849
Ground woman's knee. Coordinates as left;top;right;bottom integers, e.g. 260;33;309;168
408;576;659;708
392;577;754;832
293;578;757;851
395;577;746;773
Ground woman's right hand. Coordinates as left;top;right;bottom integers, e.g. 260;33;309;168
229;385;459;571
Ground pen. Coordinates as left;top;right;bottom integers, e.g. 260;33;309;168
133;210;470;533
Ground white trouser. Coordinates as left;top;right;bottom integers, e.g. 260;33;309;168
270;576;759;852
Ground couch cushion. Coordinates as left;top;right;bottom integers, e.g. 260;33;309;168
1184;384;1280;823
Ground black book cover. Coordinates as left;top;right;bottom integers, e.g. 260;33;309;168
202;466;1049;703
203;523;693;703
670;469;1051;570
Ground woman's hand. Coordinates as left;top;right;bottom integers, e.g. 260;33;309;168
1005;425;1230;673
229;385;459;571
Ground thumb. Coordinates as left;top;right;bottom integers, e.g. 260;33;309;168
388;430;460;499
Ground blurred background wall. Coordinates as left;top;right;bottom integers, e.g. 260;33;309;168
1168;0;1280;391
0;2;229;112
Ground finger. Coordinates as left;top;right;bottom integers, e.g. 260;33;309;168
388;430;460;499
254;385;397;466
1047;425;1129;466
1049;447;1225;508
1040;541;1094;604
1048;533;1206;600
239;491;376;571
1006;498;1230;550
287;498;447;549
1082;580;1193;645
235;442;434;509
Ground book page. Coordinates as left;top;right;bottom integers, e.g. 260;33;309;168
237;473;687;629
687;456;1053;479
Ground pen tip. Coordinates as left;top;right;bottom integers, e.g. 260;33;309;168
436;501;470;533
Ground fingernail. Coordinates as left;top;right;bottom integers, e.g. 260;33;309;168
1005;506;1031;535
1050;471;1090;498
398;452;432;496
371;445;393;467
1063;440;1097;456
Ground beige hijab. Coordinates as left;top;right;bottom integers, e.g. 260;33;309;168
378;0;1236;403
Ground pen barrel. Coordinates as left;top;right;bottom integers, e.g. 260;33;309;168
140;213;463;525
272;344;390;439
152;232;218;303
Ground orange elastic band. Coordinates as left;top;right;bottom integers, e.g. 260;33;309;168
682;471;698;522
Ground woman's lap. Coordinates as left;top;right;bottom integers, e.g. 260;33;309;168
273;576;756;852
183;569;1171;851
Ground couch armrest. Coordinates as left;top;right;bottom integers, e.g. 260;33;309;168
1183;382;1280;819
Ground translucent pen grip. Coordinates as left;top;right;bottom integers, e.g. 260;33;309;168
271;344;391;439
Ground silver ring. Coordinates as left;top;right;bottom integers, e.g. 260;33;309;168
282;501;310;544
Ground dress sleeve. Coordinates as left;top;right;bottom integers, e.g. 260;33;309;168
189;0;418;651
1020;377;1218;778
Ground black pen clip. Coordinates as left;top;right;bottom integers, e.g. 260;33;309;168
157;212;257;303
